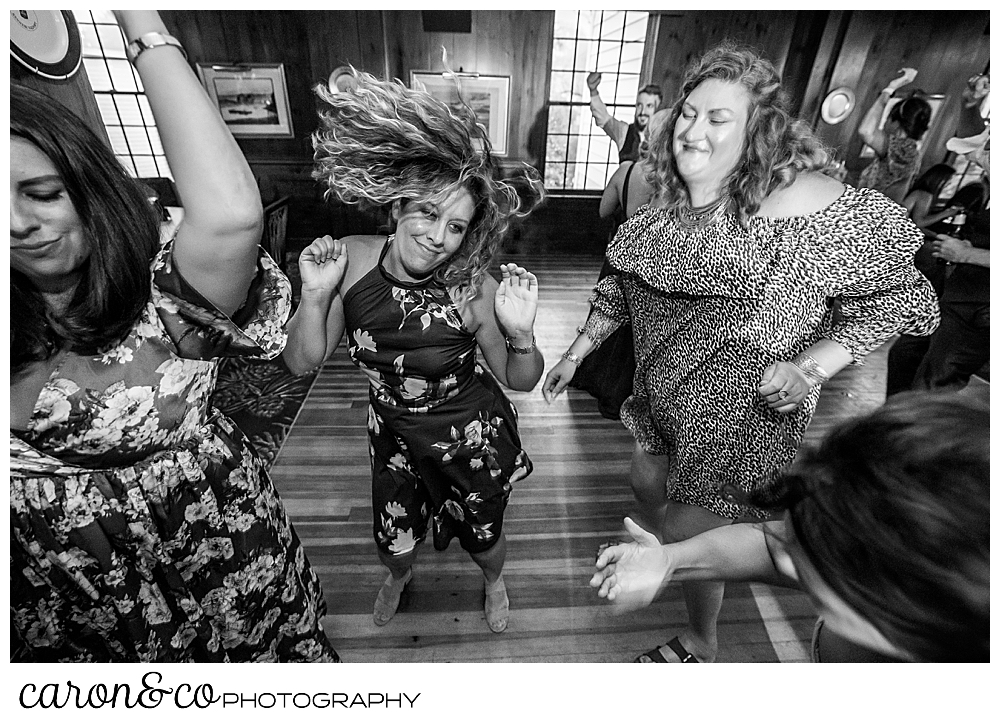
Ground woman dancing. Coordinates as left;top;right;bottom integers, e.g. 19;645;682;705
543;43;939;663
283;70;544;633
10;10;337;662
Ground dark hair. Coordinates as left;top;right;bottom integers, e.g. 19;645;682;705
312;70;544;303
765;393;989;662
909;163;954;197
948;182;988;214
888;96;932;141
638;84;663;104
650;42;829;226
11;84;160;374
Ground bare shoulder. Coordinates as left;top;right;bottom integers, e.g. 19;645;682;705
756;172;845;219
340;234;386;290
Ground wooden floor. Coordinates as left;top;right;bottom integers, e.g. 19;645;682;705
271;252;893;663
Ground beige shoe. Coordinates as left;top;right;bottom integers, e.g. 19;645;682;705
484;576;509;633
373;569;412;626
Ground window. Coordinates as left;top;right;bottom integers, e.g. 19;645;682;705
74;10;172;179
545;10;649;190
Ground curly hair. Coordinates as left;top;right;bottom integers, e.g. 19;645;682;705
312;69;544;302
752;393;989;662
11;84;160;375
650;42;831;225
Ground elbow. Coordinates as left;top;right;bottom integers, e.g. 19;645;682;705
223;202;265;238
281;352;313;378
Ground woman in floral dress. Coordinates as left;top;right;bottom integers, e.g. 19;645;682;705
283;70;544;633
10;11;337;662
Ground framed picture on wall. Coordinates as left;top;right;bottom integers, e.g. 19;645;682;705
860;93;945;158
410;71;511;155
196;63;294;138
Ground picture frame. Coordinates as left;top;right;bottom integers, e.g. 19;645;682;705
196;63;294;138
410;71;511;155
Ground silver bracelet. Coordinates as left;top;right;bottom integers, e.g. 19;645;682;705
505;334;536;355
126;32;188;65
561;350;583;366
791;353;830;386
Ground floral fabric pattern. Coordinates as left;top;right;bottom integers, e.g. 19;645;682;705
10;237;338;662
342;240;532;556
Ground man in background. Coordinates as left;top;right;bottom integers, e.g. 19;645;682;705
587;71;662;162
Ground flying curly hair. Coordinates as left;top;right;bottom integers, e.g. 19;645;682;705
650;42;831;226
312;69;544;302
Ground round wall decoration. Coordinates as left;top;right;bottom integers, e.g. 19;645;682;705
328;65;359;94
10;10;82;80
820;86;856;125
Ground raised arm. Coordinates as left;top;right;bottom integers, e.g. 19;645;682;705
587;72;628;151
858;68;917;158
858;90;892;158
468;265;544;391
114;11;262;316
283;236;350;375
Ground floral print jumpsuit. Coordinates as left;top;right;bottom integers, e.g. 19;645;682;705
342;240;532;557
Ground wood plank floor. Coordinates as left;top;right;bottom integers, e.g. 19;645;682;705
271;252;893;663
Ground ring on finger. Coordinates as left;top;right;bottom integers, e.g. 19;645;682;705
777;390;789;400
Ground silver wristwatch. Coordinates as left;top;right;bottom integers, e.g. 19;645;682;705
126;32;187;64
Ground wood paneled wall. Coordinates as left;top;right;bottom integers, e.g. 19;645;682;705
160;10;554;242
74;10;987;249
648;10;801;106
646;10;990;184
809;10;990;182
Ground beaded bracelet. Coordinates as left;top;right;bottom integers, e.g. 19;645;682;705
505;335;536;355
561;350;583;366
791;353;830;386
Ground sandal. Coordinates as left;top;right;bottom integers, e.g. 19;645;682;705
635;636;700;663
373;569;412;626
484;576;509;633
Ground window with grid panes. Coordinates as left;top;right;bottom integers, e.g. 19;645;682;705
546;10;648;190
74;10;172;179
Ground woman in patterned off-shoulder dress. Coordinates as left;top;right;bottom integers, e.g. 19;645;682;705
10;11;336;662
544;43;939;665
283;70;544;634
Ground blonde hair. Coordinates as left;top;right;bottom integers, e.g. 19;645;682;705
650;42;830;226
312;69;544;301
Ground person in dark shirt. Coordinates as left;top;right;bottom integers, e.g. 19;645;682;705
912;175;990;392
587;72;662;162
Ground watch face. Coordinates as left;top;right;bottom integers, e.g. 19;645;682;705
10;10;82;80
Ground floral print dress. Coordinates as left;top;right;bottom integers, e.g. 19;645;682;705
342;239;532;557
10;237;339;663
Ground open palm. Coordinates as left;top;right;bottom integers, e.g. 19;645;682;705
494;263;538;338
590;517;673;611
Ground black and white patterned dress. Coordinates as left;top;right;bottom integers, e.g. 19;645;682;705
582;185;939;519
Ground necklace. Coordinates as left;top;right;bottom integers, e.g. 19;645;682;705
676;197;727;229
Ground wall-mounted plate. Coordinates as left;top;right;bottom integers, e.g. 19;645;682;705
10;10;82;80
821;86;856;125
328;65;358;94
